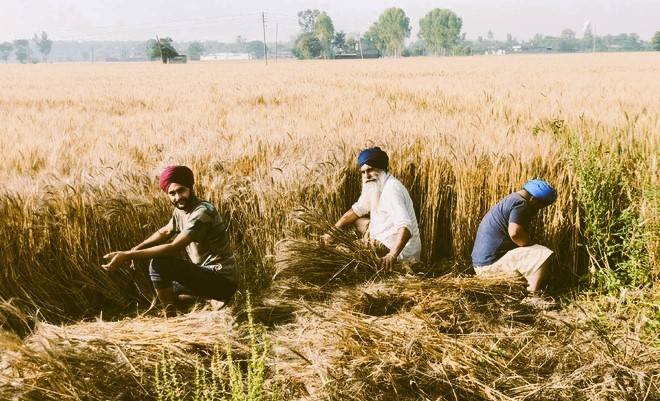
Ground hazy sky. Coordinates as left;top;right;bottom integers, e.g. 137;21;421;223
2;0;659;42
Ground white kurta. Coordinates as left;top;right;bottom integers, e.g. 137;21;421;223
351;174;422;260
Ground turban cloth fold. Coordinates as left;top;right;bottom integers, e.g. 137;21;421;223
357;147;389;170
523;179;557;204
159;165;194;192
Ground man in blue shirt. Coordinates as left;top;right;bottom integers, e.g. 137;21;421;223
471;179;557;299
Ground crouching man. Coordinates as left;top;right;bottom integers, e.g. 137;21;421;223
326;147;422;270
102;165;238;307
471;179;557;305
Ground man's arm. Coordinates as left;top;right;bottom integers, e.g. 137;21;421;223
102;232;193;271
132;223;174;251
335;209;360;228
381;227;411;270
508;222;533;247
321;209;361;245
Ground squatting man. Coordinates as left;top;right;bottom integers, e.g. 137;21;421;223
324;147;422;270
471;179;557;306
102;165;238;307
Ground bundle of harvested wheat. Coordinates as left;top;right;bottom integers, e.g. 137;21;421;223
274;209;384;289
0;308;243;400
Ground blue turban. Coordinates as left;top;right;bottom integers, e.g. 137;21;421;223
523;179;557;205
357;147;389;170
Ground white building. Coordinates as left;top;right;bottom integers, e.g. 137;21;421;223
200;53;251;61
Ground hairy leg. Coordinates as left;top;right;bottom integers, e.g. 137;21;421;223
526;258;550;292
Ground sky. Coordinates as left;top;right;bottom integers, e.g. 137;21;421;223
2;0;659;43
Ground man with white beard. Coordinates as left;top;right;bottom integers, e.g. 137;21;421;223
326;147;422;270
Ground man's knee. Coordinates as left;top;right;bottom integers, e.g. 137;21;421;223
149;257;177;284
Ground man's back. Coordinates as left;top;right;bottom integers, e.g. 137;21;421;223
471;192;534;266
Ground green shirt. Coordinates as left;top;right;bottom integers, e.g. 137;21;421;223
169;197;237;280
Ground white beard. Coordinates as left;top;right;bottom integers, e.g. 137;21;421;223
361;171;388;212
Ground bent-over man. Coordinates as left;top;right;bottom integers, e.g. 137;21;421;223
471;179;557;303
102;165;238;306
328;147;421;270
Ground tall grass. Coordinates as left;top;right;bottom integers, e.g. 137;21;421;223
153;293;276;401
0;54;656;332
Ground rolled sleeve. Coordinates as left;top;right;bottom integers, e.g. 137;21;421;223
351;193;370;217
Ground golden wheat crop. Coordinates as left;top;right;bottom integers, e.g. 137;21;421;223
0;53;658;400
0;53;657;323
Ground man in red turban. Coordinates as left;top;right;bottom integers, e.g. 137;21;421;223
102;165;238;310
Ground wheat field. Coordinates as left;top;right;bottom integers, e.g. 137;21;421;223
0;53;658;400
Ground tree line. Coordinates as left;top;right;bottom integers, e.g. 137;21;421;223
291;7;660;59
1;31;53;63
292;7;464;59
2;19;659;63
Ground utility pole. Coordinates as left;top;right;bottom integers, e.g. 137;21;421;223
358;34;364;59
592;23;596;54
275;23;278;62
156;34;164;63
262;12;268;65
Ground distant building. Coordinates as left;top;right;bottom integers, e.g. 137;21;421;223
200;53;250;61
168;55;187;64
105;56;148;62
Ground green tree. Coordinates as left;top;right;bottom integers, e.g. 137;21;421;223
364;24;387;56
561;28;576;40
345;37;358;52
33;31;53;62
246;40;266;59
418;8;462;55
0;42;13;63
13;39;29;64
333;31;347;52
558;29;578;52
297;9;320;33
368;7;411;57
187;41;205;60
148;37;179;63
407;40;426;56
650;31;660;50
314;12;335;58
292;33;322;59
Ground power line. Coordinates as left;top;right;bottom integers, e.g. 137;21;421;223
50;12;265;41
262;12;267;65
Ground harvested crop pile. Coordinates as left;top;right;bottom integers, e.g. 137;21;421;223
274;209;383;288
1;214;657;401
0;308;244;400
272;276;659;401
1;276;657;401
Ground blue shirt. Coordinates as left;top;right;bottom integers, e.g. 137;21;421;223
471;193;535;267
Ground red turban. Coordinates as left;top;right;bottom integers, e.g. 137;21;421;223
159;165;194;192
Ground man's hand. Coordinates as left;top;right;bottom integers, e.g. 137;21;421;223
129;245;142;270
380;252;397;271
320;233;334;246
102;251;129;271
